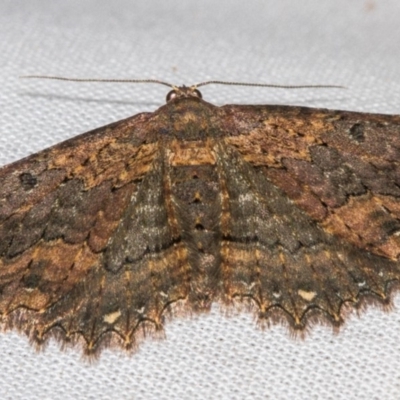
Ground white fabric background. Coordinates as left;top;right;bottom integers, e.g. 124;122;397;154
1;1;400;399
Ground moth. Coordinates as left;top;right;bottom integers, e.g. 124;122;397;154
1;77;399;356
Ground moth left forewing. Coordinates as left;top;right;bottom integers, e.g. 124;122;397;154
0;112;169;353
219;104;400;327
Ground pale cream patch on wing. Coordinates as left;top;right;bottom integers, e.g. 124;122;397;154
298;289;317;302
103;310;122;324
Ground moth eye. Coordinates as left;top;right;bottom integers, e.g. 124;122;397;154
166;90;177;102
193;89;202;98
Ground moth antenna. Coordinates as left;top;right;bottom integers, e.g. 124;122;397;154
20;76;345;90
20;75;175;88
194;80;345;89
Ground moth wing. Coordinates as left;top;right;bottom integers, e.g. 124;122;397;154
0;112;189;354
218;104;400;327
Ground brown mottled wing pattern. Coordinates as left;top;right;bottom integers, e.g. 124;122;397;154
1;95;400;356
0;110;192;354
220;104;400;326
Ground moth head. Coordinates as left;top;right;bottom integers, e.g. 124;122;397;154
166;85;203;102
